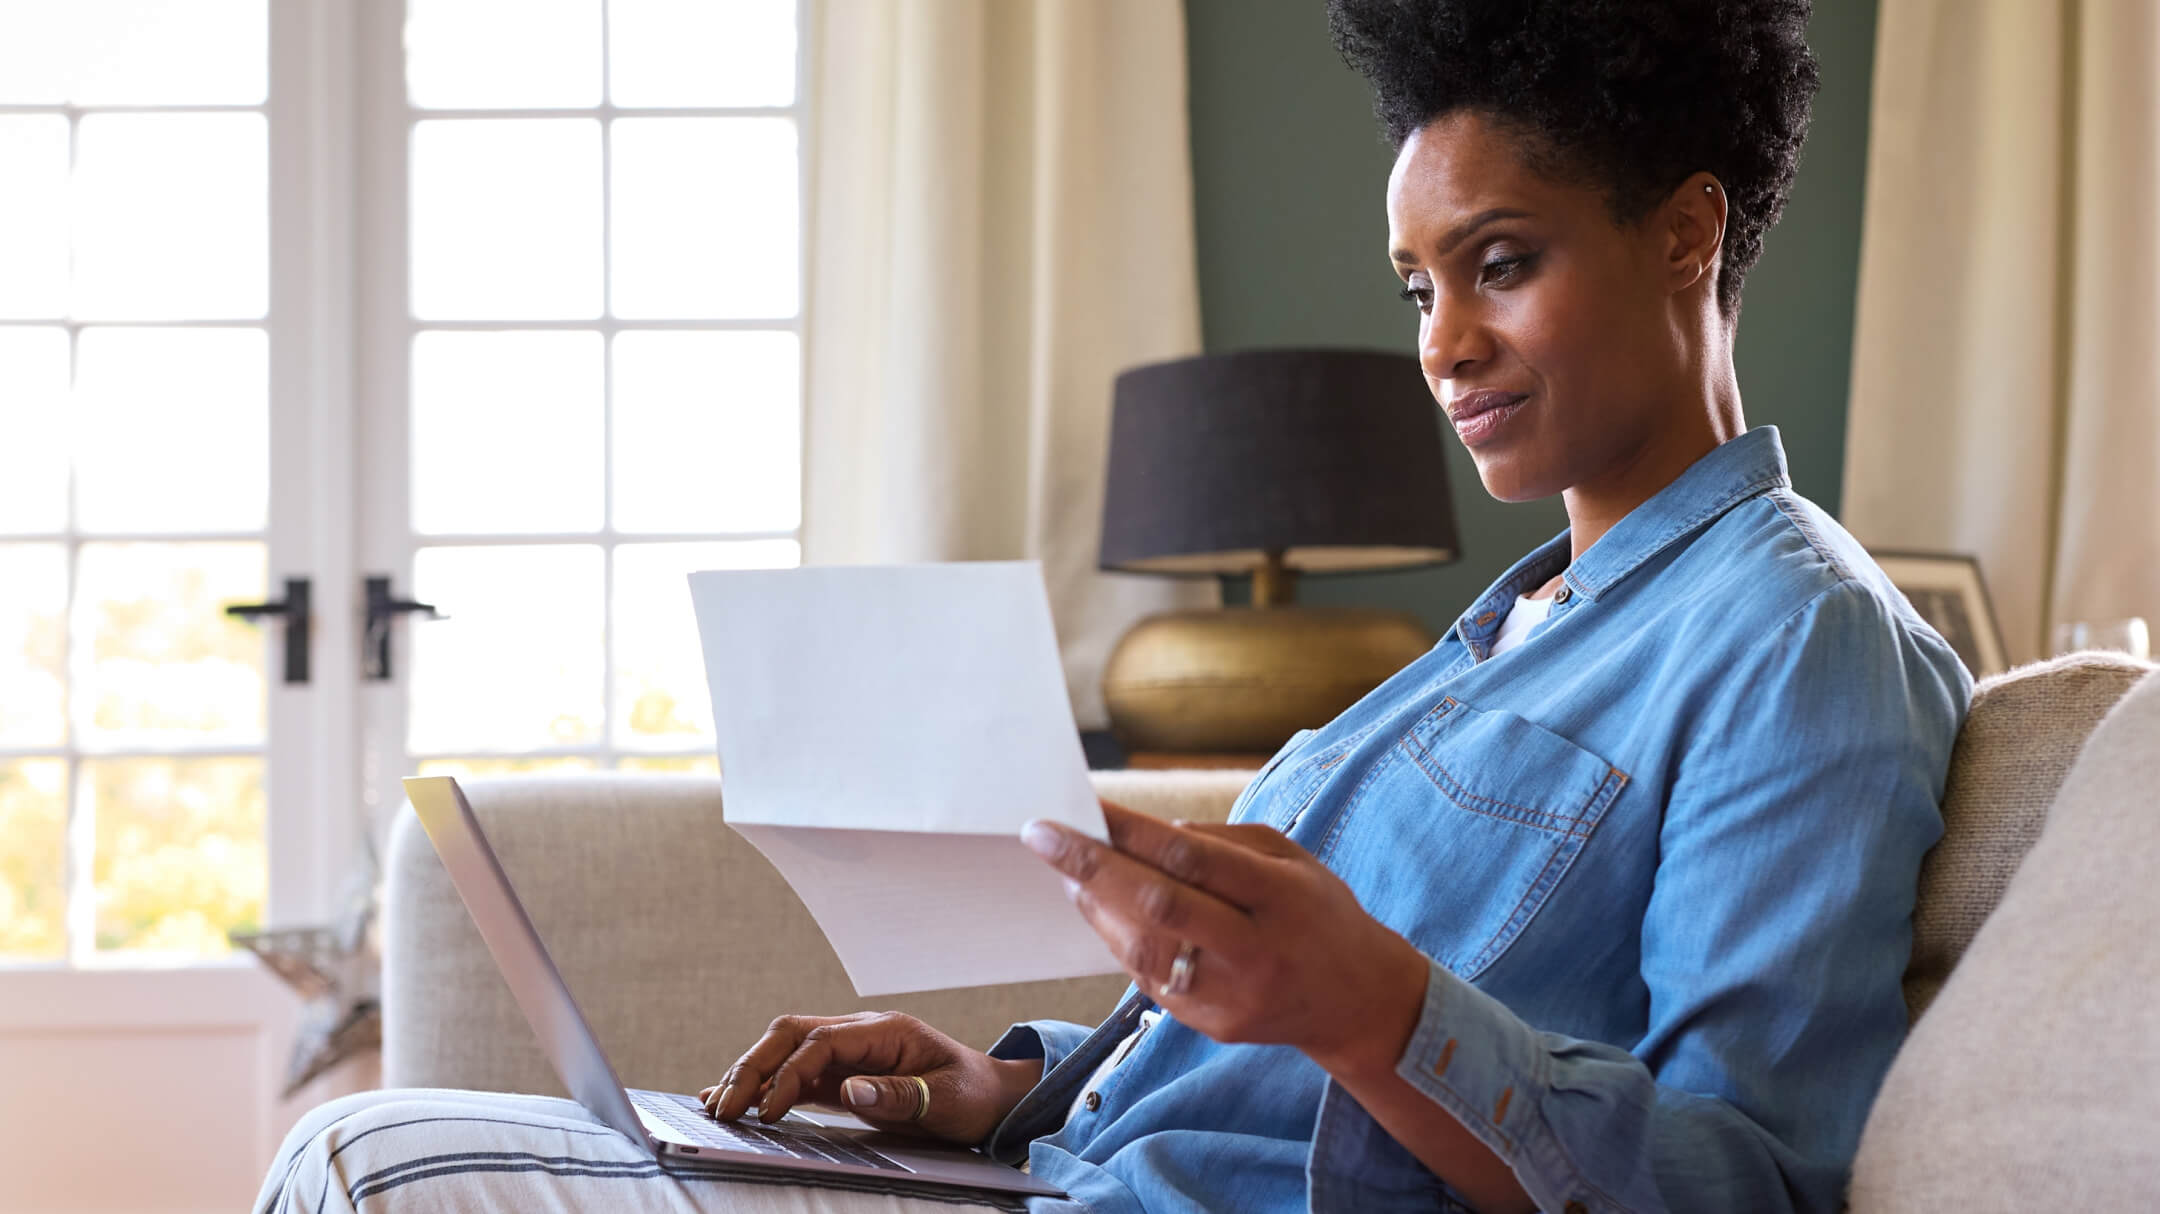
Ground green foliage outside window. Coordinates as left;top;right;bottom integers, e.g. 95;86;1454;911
89;757;265;956
0;761;67;959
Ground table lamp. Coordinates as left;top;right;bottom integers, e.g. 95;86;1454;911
1098;349;1460;757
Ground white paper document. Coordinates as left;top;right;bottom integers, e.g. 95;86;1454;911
687;561;1118;996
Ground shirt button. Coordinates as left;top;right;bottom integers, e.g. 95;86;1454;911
1552;584;1573;605
1083;1091;1102;1112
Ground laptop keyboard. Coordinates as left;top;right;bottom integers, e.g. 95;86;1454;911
630;1089;907;1172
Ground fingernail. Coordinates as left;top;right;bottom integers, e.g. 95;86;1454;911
843;1077;877;1108
1062;877;1082;901
717;1082;735;1110
1021;819;1060;857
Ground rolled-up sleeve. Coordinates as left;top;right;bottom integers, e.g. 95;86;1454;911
986;1018;1096;1075
1310;582;1968;1213
982;995;1155;1164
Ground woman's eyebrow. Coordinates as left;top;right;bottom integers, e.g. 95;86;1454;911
1391;207;1534;267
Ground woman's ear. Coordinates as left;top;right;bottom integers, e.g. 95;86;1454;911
1663;172;1726;299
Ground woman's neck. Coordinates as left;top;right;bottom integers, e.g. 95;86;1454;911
1561;363;1745;563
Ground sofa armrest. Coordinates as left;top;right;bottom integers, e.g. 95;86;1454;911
383;769;1255;1094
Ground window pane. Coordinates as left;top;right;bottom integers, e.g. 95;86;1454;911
407;0;600;109
412;119;603;320
0;759;68;961
0;117;68;319
610;117;798;319
0;1;266;106
73;542;266;747
74;113;267;321
413;756;598;779
613;540;797;749
0;545;67;748
608;0;795;107
74;327;268;533
0;327;69;533
411;331;604;534
86;756;264;957
612;331;800;532
0;3;67;103
616;754;718;774
410;545;603;752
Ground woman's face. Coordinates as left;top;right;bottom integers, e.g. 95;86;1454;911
1387;111;1698;504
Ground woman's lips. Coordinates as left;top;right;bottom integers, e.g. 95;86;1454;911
1447;391;1531;446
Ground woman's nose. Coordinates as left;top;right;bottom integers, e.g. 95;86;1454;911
1421;301;1485;381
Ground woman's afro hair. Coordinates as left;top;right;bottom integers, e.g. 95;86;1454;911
1327;0;1819;317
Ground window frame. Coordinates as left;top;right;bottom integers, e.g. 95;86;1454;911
350;0;814;803
0;0;359;971
0;0;814;973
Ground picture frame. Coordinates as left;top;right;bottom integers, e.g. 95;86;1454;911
1869;550;2009;678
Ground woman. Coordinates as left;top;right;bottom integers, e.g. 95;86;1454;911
258;1;1967;1210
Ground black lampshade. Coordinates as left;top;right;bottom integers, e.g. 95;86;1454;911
1098;349;1459;576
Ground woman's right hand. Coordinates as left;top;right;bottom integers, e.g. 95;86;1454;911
698;1010;1044;1145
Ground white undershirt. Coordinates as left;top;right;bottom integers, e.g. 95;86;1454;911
1488;592;1555;657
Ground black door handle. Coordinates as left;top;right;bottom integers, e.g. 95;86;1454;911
363;575;445;681
225;577;312;685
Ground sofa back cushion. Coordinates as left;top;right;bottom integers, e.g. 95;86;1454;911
1851;663;2158;1208
382;768;1254;1096
1903;652;2152;1019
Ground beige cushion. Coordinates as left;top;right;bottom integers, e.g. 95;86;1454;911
1903;652;2152;1019
1851;664;2159;1208
382;769;1255;1096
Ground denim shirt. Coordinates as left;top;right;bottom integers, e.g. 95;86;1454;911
984;427;1971;1213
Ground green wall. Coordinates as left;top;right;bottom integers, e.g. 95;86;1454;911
1184;0;1880;628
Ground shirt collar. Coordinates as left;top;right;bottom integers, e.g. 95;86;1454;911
1450;426;1791;646
1565;425;1791;601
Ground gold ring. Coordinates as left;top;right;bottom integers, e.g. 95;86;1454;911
907;1074;931;1122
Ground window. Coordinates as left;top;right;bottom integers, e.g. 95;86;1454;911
0;0;809;964
383;0;807;782
0;1;273;962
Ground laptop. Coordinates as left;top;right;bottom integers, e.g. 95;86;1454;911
401;775;1064;1203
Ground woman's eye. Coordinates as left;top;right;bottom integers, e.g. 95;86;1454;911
1397;284;1433;313
1480;254;1531;285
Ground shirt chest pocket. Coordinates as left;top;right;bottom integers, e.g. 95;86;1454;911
1314;697;1628;981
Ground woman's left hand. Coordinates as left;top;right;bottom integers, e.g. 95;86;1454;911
1020;802;1430;1081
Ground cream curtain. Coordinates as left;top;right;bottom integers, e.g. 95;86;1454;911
1844;0;2160;664
800;0;1219;729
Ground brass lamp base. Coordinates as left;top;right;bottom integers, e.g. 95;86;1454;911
1101;606;1437;754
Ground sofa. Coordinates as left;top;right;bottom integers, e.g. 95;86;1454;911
382;767;1260;1098
382;653;2157;1209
